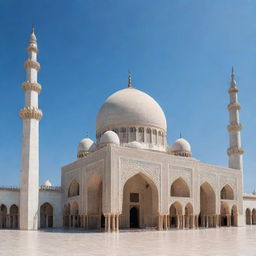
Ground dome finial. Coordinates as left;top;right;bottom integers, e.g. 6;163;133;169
32;24;35;34
128;70;132;88
231;66;235;80
180;132;182;138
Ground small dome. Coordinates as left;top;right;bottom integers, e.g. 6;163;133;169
43;180;52;187
172;138;192;157
126;141;143;149
77;138;96;158
100;130;120;146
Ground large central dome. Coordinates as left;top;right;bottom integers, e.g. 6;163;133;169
96;87;167;133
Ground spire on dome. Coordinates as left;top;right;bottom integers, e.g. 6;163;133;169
128;70;132;88
180;132;182;138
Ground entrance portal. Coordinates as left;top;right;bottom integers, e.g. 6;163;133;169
130;207;139;228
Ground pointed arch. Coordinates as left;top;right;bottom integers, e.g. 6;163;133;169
121;172;159;229
199;182;216;228
10;204;19;229
220;202;230;227
246;208;251;225
169;201;183;229
231;205;238;226
220;184;234;200
68;180;80;197
171;178;190;197
40;202;53;228
87;173;103;229
63;203;70;228
0;204;7;228
70;201;80;228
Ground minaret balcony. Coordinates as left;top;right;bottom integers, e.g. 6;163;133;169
227;146;244;156
227;102;240;111
27;44;38;54
228;87;239;94
227;123;242;132
24;59;40;71
22;82;41;93
19;106;43;120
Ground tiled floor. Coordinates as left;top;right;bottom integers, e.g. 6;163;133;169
0;226;256;256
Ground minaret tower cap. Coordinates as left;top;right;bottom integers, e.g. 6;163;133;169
29;25;37;45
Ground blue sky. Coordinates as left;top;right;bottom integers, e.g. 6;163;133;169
0;0;256;192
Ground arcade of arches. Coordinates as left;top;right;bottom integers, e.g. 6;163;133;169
61;177;241;231
245;208;256;225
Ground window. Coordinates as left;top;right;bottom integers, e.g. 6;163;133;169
130;193;139;203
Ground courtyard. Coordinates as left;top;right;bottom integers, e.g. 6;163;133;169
0;226;256;256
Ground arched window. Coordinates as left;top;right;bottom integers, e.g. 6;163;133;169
171;178;190;197
68;180;80;197
138;127;144;142
220;184;234;200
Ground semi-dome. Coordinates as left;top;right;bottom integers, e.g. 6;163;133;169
96;87;167;133
172;138;192;157
100;130;120;146
77;137;96;158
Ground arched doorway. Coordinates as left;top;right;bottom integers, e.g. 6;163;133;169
220;185;234;200
246;208;251;225
121;173;158;229
231;205;238;226
220;202;230;227
0;204;7;228
87;174;103;229
171;178;190;197
10;205;19;229
169;202;182;228
130;206;139;228
200;182;216;228
40;203;53;228
252;209;256;225
185;203;193;228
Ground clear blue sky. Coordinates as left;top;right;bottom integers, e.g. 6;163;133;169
0;0;256;192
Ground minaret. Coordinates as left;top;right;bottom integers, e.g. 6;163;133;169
227;68;244;170
19;26;42;230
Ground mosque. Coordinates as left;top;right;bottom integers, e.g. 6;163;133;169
0;28;256;231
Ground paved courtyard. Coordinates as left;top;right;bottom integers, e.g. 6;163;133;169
0;226;256;256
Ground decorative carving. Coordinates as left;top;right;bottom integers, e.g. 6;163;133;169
227;123;242;132
169;166;192;190
22;82;41;93
227;147;244;156
199;172;217;189
24;59;40;71
19;106;43;120
227;102;240;111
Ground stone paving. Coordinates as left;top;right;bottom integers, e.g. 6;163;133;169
0;226;256;256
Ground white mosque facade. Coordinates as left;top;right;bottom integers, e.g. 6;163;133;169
1;28;256;231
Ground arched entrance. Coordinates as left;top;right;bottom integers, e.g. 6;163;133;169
199;182;216;228
40;203;53;228
121;173;158;229
63;203;70;228
0;204;7;228
10;205;19;229
130;206;139;228
246;208;251;225
231;205;238;226
87;174;102;229
220;202;230;227
169;202;182;229
220;185;234;200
